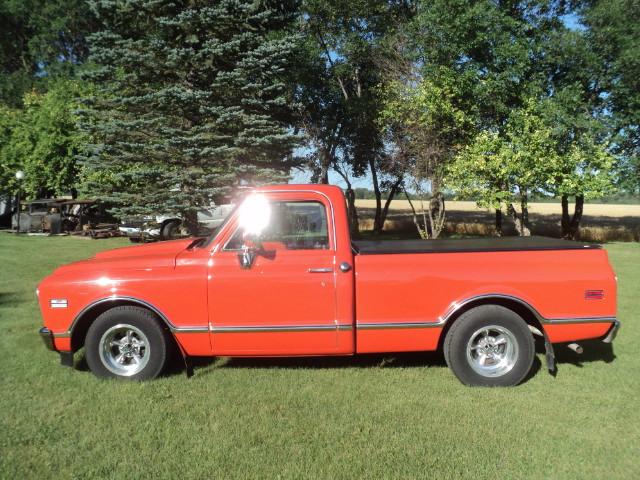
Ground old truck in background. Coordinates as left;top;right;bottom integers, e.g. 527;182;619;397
11;199;118;236
118;204;235;242
37;185;619;386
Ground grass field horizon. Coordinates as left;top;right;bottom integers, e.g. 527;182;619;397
356;200;640;242
1;235;638;478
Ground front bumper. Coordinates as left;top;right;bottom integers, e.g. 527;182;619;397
39;327;74;366
602;319;621;343
39;327;56;351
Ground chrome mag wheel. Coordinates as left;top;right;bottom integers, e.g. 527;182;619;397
98;324;150;377
465;325;519;378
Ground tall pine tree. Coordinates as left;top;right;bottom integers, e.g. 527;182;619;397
80;0;301;228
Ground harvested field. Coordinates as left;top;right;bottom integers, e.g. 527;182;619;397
356;200;640;242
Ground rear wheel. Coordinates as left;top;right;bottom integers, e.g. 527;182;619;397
85;306;169;380
444;305;535;387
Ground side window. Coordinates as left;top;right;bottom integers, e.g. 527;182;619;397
226;201;329;250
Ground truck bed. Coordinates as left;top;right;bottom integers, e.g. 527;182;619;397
353;236;601;255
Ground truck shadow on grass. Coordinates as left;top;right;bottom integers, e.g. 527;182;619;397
73;340;614;383
552;340;616;368
0;291;22;306
190;352;548;385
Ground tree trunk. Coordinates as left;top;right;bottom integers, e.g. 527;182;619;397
183;210;199;236
318;148;331;184
508;203;531;236
344;187;359;238
520;195;531;236
561;195;570;238
495;209;502;236
561;194;584;240
377;177;403;234
369;158;383;234
428;192;446;239
403;188;428;239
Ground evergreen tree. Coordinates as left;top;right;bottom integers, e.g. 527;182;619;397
80;0;301;228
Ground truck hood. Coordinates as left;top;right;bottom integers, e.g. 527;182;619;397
48;238;201;279
93;238;198;261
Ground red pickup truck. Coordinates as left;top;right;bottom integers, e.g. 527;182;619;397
37;185;619;386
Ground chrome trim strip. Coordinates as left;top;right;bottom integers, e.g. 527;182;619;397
308;267;333;273
357;316;617;330
544;316;617;325
171;326;209;334
52;331;71;338
357;322;443;330
211;324;352;333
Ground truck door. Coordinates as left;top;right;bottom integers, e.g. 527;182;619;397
208;191;354;355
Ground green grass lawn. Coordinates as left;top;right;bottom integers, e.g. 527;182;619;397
1;235;638;479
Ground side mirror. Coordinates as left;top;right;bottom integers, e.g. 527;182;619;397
238;245;256;269
237;234;261;269
236;194;271;269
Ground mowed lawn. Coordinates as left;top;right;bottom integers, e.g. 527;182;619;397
1;235;638;479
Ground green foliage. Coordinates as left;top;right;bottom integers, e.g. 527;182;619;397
377;65;477;179
447;98;614;209
80;0;302;220
0;0;97;106
583;0;640;193
0;80;85;198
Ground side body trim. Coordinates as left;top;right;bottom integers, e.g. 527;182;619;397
357;322;442;330
65;294;615;339
211;324;353;333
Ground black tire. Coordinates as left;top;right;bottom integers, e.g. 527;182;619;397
85;306;169;380
443;305;535;387
161;220;182;240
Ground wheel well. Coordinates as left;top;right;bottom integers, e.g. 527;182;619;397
70;300;174;352
437;297;545;351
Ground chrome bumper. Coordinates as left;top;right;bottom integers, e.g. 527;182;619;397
39;327;55;351
602;319;620;343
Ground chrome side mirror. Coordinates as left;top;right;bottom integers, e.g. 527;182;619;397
236;194;271;270
238;245;256;269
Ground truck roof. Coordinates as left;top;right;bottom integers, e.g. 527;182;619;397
255;184;344;194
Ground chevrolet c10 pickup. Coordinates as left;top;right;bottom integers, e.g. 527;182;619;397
37;185;619;386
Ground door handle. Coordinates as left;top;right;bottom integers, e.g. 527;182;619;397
308;267;333;273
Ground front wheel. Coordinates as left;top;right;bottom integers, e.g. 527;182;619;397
85;306;169;380
444;305;535;387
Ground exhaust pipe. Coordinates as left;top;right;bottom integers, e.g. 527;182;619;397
567;343;583;354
